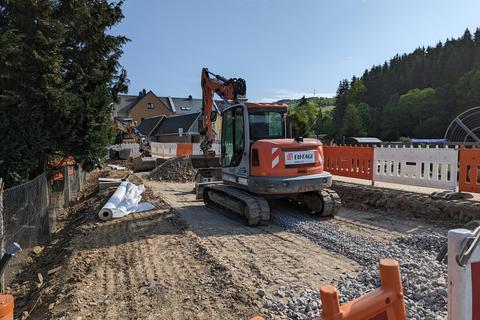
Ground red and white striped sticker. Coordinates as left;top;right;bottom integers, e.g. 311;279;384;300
272;147;280;168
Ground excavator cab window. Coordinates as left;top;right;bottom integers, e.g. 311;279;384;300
249;111;285;141
221;107;244;167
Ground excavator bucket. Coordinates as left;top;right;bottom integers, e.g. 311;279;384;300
191;155;221;169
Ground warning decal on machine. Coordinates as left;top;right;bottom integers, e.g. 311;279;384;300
284;150;316;165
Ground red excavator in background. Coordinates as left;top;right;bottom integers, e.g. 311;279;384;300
191;68;341;225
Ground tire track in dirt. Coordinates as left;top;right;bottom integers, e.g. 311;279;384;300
39;205;257;320
147;181;360;310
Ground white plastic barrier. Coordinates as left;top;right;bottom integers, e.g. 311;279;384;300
192;143;221;155
150;142;177;158
448;228;480;319
373;146;458;190
193;143;202;155
111;143;141;157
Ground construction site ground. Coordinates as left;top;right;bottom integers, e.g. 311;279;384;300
7;170;449;319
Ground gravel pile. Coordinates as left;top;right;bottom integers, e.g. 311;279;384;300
260;212;447;319
149;157;196;183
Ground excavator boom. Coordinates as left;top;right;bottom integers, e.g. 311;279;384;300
200;68;246;155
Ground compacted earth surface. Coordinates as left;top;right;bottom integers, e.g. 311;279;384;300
7;164;451;319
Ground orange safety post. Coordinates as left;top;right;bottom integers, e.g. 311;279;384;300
0;295;14;320
323;146;374;180
459;146;480;193
176;143;193;157
317;259;406;320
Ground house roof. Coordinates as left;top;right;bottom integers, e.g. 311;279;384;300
348;137;382;143
116;95;139;114
116;92;229;117
116;91;173;115
170;97;203;115
152;113;200;136
137;115;164;137
164;96;229;115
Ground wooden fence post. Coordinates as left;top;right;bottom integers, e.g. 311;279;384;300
63;166;71;207
0;178;5;291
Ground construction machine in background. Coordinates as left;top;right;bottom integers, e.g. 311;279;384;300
191;68;341;226
113;118;151;156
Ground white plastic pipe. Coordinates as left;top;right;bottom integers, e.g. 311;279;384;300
98;181;129;220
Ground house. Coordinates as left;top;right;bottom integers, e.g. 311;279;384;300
150;113;201;143
136;115;164;140
132;91;229;143
113;91;227;133
113;90;173;124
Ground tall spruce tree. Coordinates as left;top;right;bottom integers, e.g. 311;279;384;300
0;0;128;186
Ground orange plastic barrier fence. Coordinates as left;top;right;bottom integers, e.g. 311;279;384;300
316;259;406;320
323;146;374;180
459;147;480;193
0;295;14;320
51;166;75;181
176;143;193;157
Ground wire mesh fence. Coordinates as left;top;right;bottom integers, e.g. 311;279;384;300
2;173;50;248
1;165;87;250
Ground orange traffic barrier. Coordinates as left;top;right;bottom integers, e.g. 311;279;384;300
317;259;406;320
0;295;14;320
459;147;480;193
176;143;193;157
323;146;374;180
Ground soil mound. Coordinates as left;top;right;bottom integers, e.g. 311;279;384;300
149;157;196;183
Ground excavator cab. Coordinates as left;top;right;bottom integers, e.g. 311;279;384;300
220;103;287;185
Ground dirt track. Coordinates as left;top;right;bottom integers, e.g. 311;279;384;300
149;182;360;300
9;174;446;319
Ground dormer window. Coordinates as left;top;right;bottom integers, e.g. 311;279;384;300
147;103;154;109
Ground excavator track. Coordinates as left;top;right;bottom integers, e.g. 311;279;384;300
203;185;270;226
318;188;342;217
292;188;341;217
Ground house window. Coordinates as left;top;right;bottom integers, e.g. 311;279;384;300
147;103;154;109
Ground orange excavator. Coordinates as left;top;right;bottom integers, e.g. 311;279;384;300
191;68;341;225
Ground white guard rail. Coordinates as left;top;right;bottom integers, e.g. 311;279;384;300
448;227;480;319
150;142;177;158
111;143;141;157
373;146;458;190
193;143;220;155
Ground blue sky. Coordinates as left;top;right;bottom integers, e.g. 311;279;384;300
112;0;480;102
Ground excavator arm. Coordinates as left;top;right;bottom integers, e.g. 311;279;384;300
200;68;246;155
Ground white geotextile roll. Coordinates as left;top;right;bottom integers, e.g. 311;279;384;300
114;183;146;218
98;181;129;220
98;181;151;221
